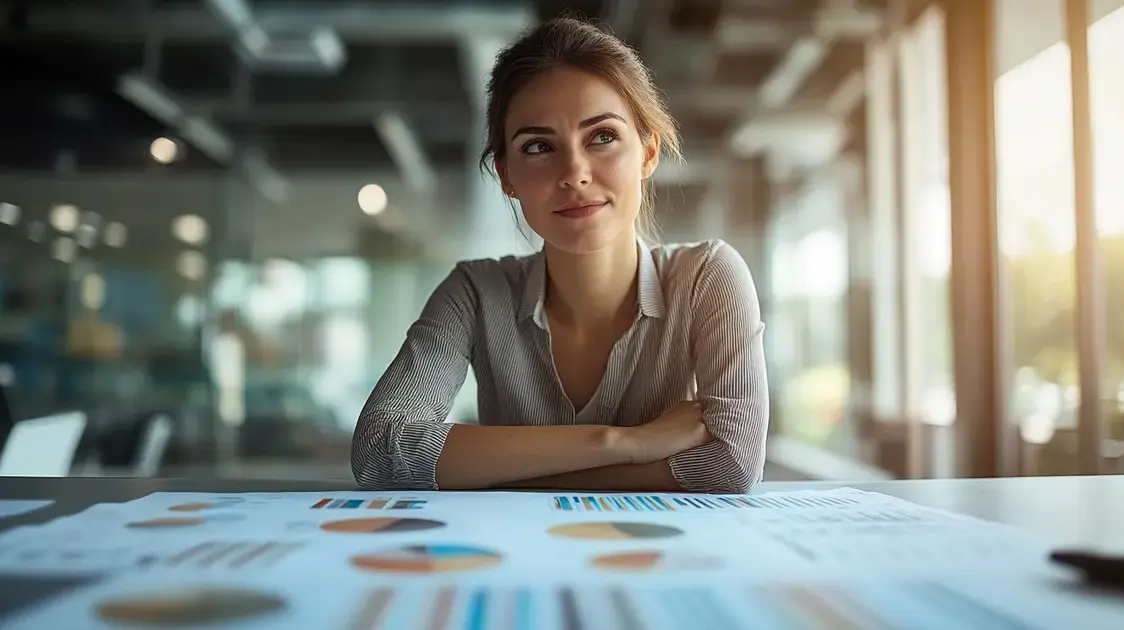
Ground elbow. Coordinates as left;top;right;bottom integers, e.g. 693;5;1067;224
351;433;391;490
351;408;446;491
672;439;764;494
350;413;401;490
714;439;765;494
720;468;758;494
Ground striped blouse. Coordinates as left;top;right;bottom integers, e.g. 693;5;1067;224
351;238;769;492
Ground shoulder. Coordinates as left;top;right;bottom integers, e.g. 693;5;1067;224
650;238;753;284
451;250;537;286
437;250;539;302
649;238;759;308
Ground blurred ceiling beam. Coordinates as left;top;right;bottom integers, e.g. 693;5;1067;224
713;1;882;53
666;85;758;116
25;2;536;43
190;99;467;131
206;0;347;74
749;0;882;110
373;111;437;197
725;0;880;161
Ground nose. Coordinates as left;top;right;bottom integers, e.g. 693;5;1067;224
559;148;591;189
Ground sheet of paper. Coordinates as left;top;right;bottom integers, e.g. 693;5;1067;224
0;501;51;521
1;488;1121;629
3;571;1123;630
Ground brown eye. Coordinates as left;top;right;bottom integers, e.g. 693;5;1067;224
522;140;551;154
591;129;619;145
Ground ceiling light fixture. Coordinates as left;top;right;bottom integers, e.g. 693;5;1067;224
50;204;80;233
150;137;180;164
172;214;209;245
358;184;388;216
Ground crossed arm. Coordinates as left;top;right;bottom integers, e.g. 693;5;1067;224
351;243;768;493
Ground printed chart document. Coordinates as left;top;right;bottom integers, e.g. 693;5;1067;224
0;500;51;521
0;488;1121;630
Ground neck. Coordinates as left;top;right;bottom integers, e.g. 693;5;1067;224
543;232;639;328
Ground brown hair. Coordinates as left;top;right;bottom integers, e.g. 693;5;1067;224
478;15;682;239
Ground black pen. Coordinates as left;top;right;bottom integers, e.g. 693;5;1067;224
1050;549;1124;589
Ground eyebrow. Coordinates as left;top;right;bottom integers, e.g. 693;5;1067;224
509;112;627;141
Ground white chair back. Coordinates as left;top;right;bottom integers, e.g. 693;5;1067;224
0;411;87;477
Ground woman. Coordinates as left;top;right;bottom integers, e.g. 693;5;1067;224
352;16;768;493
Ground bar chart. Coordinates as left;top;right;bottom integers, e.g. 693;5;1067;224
551;493;862;512
153;540;305;570
310;498;428;510
339;581;1110;630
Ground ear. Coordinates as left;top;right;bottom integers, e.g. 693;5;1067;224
640;133;661;180
496;160;517;198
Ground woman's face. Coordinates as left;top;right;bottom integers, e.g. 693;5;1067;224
499;66;659;254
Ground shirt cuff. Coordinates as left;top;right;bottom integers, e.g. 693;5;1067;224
397;421;454;490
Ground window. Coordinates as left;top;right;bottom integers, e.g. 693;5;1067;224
1088;0;1124;456
994;0;1081;473
899;7;956;475
771;182;854;452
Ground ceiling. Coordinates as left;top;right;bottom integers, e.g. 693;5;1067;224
0;0;892;258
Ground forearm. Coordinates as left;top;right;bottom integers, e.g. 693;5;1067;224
434;424;633;490
494;459;684;491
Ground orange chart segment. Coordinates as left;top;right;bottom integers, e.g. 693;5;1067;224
167;503;214;513
547;522;684;541
591;550;723;571
167;498;244;512
351;545;502;574
319;518;445;534
95;587;286;626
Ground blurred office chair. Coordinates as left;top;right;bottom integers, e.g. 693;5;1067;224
0;411;87;477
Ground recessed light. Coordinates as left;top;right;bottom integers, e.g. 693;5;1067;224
358;184;388;216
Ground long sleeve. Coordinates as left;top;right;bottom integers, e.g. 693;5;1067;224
351;264;477;490
669;241;769;493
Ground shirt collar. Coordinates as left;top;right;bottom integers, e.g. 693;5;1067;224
517;237;667;327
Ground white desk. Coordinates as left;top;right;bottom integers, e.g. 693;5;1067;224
758;475;1124;551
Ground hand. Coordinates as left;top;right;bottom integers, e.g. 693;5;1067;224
621;401;714;464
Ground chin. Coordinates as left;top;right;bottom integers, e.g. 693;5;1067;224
538;222;631;254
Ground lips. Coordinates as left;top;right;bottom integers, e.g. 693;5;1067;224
554;202;607;219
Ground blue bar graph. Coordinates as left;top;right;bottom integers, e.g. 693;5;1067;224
551;493;861;512
465;588;488;630
361;582;1084;630
515;589;534;630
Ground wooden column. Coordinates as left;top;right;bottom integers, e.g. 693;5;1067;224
1064;0;1106;474
941;0;1008;478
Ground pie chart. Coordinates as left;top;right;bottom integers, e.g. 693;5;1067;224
95;587;286;627
351;544;502;574
591;550;722;572
168;500;241;512
126;514;244;529
168;503;213;512
320;517;445;534
548;522;684;541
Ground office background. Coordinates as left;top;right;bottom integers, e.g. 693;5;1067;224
0;0;1120;482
